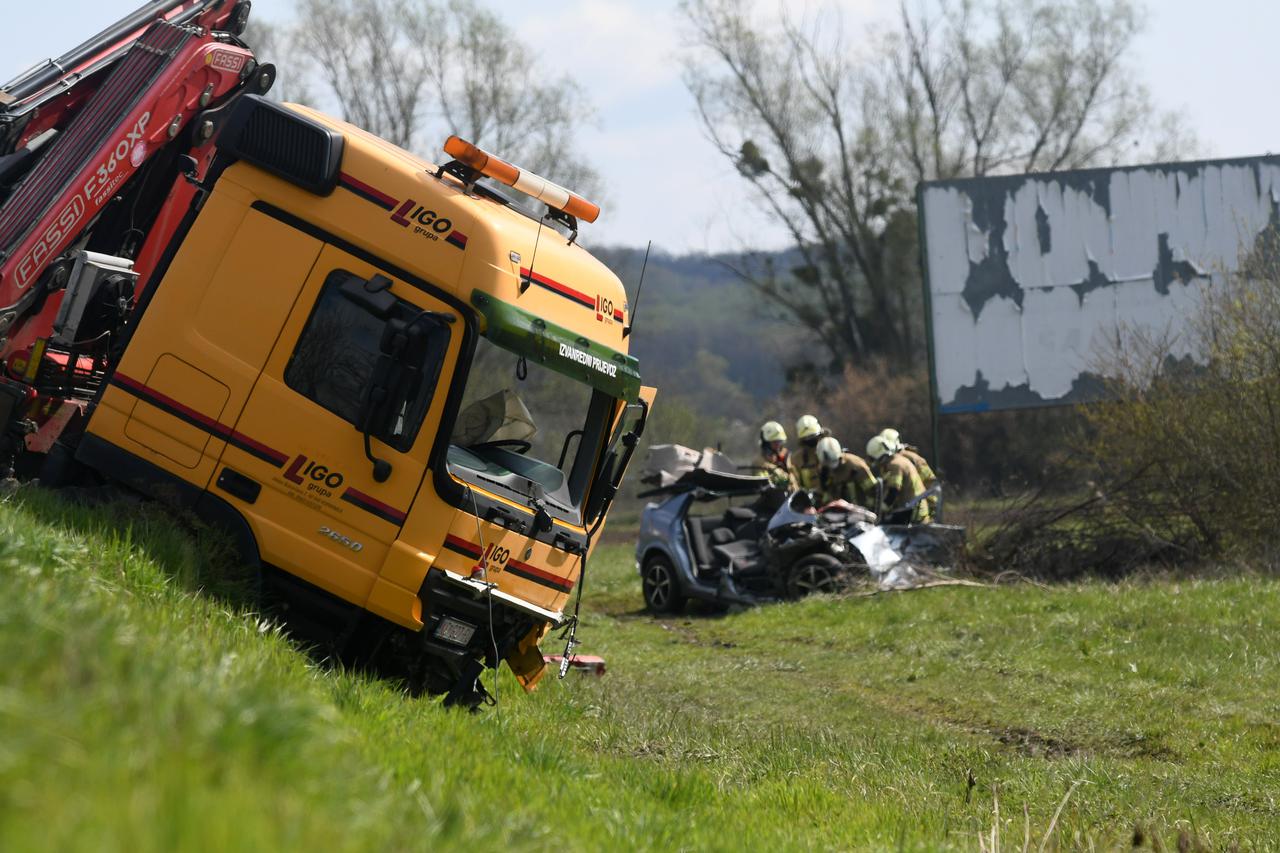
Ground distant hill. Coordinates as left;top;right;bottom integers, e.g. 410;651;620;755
592;246;806;428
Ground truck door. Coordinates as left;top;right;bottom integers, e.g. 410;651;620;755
217;244;458;608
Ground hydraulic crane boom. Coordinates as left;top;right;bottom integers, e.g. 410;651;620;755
0;0;258;360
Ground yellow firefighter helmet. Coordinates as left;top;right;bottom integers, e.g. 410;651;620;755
879;427;904;453
816;436;843;469
795;414;822;440
760;421;787;444
866;434;895;461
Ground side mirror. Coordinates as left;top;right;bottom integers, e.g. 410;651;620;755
380;317;410;356
583;452;618;525
611;402;647;490
357;324;413;483
584;399;648;525
357;354;398;483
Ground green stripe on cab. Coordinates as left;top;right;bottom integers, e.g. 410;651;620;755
470;289;642;402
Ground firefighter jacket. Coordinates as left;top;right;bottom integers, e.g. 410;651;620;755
820;452;878;510
901;448;935;488
761;447;798;489
877;452;931;523
901;446;938;514
793;432;829;491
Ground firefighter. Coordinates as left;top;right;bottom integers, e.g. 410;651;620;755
866;434;932;524
879;427;938;515
758;420;796;489
793;414;827;492
815;436;877;511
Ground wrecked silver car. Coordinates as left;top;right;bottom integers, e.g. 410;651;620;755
634;445;964;611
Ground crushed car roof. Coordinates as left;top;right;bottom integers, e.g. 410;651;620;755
638;444;769;498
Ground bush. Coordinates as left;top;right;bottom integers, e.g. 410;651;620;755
968;469;1206;580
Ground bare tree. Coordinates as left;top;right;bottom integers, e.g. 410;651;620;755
279;0;600;195
418;0;600;194
680;0;1193;369
241;18;317;105
886;0;1172;180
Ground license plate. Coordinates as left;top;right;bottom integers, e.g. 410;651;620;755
434;616;477;647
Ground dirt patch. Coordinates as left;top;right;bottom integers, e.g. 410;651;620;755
988;724;1081;758
897;697;1180;761
1106;731;1178;761
844;686;1091;759
653;621;742;651
657;620;703;645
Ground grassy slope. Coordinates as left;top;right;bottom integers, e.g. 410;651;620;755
1;490;1277;851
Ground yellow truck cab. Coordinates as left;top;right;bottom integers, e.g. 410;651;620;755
74;96;651;703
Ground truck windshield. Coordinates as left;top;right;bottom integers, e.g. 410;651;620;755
447;335;611;521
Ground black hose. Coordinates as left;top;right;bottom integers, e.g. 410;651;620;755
2;0;206;102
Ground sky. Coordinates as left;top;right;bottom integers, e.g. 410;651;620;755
7;0;1280;255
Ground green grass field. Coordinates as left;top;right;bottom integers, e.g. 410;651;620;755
1;488;1277;851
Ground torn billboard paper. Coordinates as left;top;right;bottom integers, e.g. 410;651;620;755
919;155;1280;413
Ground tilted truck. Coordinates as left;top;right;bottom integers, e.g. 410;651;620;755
0;1;652;706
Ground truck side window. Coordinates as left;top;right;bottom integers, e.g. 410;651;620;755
284;269;450;451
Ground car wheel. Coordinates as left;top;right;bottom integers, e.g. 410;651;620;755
786;554;846;598
642;555;686;613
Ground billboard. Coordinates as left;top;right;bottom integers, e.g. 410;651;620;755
919;155;1280;414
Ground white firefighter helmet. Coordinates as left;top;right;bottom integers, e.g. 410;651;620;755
879;427;904;453
760;420;787;444
816;436;843;469
795;414;822;440
866;434;895;461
